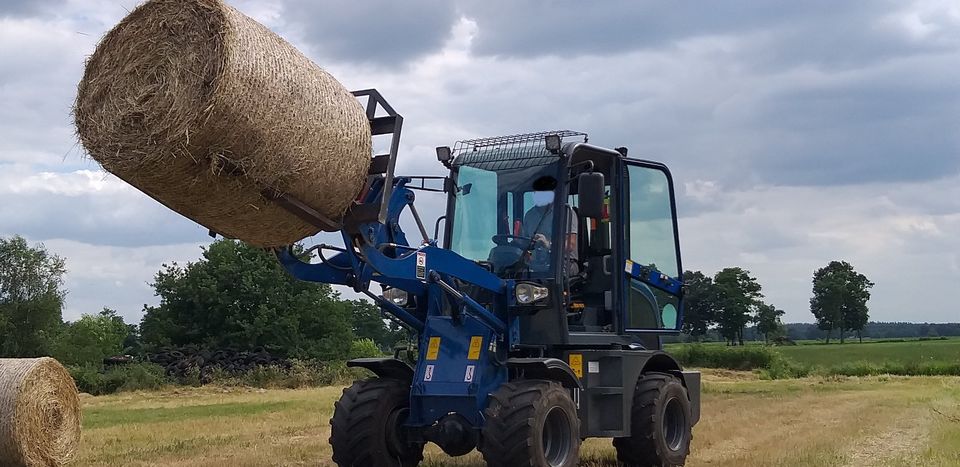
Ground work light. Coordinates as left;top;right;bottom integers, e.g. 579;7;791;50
515;282;549;304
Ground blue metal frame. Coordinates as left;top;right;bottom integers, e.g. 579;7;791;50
277;176;511;429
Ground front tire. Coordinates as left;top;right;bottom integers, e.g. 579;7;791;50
480;380;580;467
614;372;693;467
330;378;424;467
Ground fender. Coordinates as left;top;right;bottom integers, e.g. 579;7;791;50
507;357;583;389
347;358;414;382
640;352;700;425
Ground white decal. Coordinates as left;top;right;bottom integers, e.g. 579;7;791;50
588;361;600;374
464;365;475;383
424;364;434;381
416;252;427;279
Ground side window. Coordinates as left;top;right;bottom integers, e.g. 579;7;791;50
449;166;499;261
624;164;681;330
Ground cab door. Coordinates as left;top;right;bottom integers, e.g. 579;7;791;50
620;161;684;332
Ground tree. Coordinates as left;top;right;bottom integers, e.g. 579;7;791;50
140;240;354;361
753;302;785;344
713;267;763;346
681;271;718;339
349;299;407;351
53;308;130;366
810;261;874;344
0;235;66;357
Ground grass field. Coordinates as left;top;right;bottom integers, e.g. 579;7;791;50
665;337;960;376
74;371;960;466
777;338;960;367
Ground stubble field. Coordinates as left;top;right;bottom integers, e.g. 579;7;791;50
74;369;960;466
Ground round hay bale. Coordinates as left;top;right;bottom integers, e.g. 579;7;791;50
0;358;81;467
74;0;372;247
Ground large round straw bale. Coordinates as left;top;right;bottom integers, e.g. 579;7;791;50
0;358;81;467
74;0;372;247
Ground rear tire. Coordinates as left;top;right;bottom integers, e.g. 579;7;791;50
480;379;580;467
330;378;423;467
614;372;692;467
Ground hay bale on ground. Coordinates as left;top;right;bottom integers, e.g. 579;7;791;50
74;0;372;247
0;358;81;467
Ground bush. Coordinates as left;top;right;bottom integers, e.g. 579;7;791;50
69;363;104;394
69;362;169;395
820;360;960;377
670;344;782;371
203;359;367;389
757;358;810;380
349;338;385;359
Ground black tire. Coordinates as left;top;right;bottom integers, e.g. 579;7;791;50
480;379;580;467
614;372;692;467
330;378;423;467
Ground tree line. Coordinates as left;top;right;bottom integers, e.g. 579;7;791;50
683;261;874;344
0;233;928;364
0;235;406;366
778;322;960;341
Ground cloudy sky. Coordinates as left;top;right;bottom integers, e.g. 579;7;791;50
1;0;958;324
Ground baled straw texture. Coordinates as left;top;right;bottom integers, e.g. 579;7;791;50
74;0;372;247
0;358;81;467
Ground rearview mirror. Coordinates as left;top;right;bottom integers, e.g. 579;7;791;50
577;172;604;219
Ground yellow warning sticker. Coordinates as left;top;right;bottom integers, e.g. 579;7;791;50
468;336;483;360
569;353;583;378
426;337;441;360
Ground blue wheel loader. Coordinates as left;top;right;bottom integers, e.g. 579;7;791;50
274;90;700;467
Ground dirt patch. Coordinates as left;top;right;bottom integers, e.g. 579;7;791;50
698;368;759;382
843;407;931;466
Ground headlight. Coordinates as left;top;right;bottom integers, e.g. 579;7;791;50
382;287;408;307
515;282;549;305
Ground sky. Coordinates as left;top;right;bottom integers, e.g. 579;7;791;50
1;0;958;325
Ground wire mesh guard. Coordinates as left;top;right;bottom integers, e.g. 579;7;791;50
451;130;588;170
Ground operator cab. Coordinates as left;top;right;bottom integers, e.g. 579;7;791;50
440;131;684;347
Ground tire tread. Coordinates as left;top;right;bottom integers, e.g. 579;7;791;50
330;378;423;467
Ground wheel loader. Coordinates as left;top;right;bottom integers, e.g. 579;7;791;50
274;90;700;466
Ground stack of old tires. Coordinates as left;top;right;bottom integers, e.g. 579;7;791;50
147;347;291;383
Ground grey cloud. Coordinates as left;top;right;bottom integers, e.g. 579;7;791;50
0;0;65;18
463;1;911;65
744;68;960;185
280;0;459;66
39;239;207;322
62;273;156;322
0;182;213;248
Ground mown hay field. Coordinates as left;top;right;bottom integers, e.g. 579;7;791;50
74;370;960;466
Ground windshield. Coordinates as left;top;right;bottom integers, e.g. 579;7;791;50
449;158;561;278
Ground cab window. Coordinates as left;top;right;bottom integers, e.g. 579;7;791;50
623;164;681;330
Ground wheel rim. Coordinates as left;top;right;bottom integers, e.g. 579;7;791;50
542;406;573;467
385;407;409;457
662;397;686;452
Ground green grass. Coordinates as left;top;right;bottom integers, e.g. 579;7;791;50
83;400;295;429
666;337;960;378
776;338;960;366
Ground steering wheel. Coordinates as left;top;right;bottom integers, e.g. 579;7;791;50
491;234;535;247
